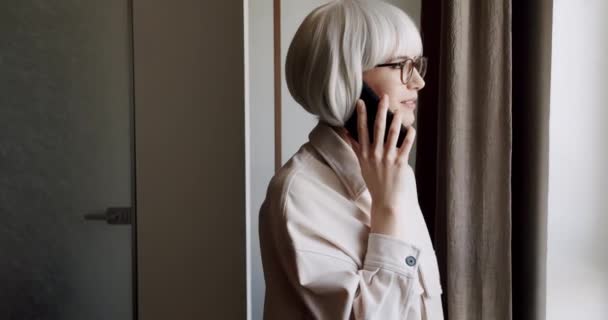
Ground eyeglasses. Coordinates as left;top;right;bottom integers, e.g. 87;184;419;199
375;56;428;85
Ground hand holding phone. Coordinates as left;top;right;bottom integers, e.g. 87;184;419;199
344;82;409;148
340;82;418;241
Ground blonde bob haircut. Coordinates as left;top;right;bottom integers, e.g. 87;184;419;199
285;0;422;127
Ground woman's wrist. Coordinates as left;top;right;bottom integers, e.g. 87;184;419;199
370;206;406;239
371;203;403;216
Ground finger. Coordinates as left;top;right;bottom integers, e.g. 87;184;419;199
397;126;416;162
385;108;403;156
373;94;389;155
356;99;370;156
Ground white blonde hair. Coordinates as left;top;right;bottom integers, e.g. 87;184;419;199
285;0;423;126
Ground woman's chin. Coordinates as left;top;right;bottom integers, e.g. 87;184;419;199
402;115;415;127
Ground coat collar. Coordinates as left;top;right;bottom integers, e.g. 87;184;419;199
308;121;367;200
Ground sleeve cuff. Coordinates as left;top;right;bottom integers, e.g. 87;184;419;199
363;232;421;278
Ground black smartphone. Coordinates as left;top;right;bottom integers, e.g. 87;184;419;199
344;81;409;148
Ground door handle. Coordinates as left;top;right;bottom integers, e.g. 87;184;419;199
84;207;132;225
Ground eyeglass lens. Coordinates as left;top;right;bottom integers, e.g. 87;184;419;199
402;58;427;83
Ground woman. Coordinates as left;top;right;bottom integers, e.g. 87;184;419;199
259;0;444;319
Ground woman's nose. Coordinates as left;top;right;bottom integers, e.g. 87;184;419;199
406;69;425;90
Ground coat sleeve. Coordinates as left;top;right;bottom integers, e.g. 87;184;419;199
270;177;427;319
277;231;426;319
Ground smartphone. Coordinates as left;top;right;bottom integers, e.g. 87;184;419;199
344;81;409;148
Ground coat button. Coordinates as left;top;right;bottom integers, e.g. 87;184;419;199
405;256;417;267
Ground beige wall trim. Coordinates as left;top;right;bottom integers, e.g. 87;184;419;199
133;1;247;318
274;0;282;171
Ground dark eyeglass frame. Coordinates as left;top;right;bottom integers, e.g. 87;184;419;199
375;56;428;85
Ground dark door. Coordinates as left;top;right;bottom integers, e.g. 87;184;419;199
0;1;136;319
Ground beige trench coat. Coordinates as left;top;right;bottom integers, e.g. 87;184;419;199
259;120;444;320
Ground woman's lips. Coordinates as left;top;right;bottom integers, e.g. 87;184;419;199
401;101;416;109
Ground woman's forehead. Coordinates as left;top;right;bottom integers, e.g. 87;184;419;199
392;54;422;60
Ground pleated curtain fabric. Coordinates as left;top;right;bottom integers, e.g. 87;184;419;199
416;1;553;319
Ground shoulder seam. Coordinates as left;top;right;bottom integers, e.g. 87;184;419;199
278;150;314;219
276;151;315;251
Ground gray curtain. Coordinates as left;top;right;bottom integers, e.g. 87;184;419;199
416;0;553;319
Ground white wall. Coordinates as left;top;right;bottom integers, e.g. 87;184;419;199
248;1;421;319
247;0;274;319
547;0;608;319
